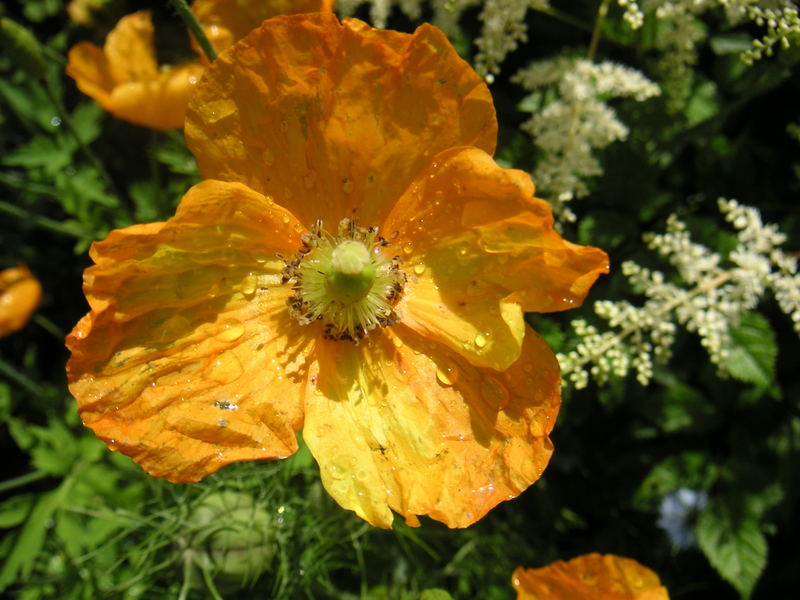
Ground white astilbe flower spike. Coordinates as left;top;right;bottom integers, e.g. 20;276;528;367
559;199;800;389
474;0;552;77
513;58;660;220
618;0;645;28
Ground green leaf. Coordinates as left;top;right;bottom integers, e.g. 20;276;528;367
710;33;753;55
0;495;33;529
723;313;777;388
3;135;72;175
696;498;767;599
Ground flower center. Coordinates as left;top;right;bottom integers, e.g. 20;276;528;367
281;218;405;343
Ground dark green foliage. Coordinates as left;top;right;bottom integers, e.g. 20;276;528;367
1;1;798;599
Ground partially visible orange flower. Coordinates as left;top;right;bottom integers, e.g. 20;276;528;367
67;0;107;26
67;2;335;130
0;266;42;337
192;0;335;54
66;11;203;130
66;14;608;528
513;554;670;600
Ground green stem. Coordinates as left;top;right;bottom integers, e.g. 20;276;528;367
587;0;612;61
0;172;59;198
169;0;218;62
0;470;48;494
42;81;122;201
533;5;593;32
0;355;48;397
0;199;89;239
33;314;65;340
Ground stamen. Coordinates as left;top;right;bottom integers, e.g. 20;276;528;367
281;218;406;343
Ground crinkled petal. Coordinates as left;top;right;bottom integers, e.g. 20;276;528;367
512;554;670;600
192;0;335;54
385;147;608;367
108;62;204;130
185;13;496;226
67;180;313;482
104;11;159;83
303;325;559;528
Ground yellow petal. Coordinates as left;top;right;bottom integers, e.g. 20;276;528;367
303;324;559;528
104;11;159;83
192;0;336;54
67;180;313;482
66;42;116;111
185;13;496;227
108;62;204;131
385;147;609;318
513;554;670;600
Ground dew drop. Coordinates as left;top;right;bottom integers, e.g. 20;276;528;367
474;333;487;348
392;336;404;349
436;360;459;386
356;470;368;481
413;263;426;275
282;214;291;224
402;242;414;255
216;318;245;342
240;274;257;295
293;222;303;233
262;148;275;166
217;418;228;427
207;350;244;384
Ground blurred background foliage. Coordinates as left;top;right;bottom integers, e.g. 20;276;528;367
0;0;798;598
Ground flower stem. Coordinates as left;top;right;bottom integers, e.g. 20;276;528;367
0;199;89;239
169;0;217;62
42;81;123;202
0;470;48;494
587;0;612;61
532;5;593;32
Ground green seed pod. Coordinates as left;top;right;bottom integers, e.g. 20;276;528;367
0;17;46;81
187;490;276;585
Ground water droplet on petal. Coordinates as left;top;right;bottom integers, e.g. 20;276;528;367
282;214;291;224
413;263;426;275
474;333;487;348
402;242;414;255
216;318;245;342
392;336;404;349
207;350;244;384
436;359;459;386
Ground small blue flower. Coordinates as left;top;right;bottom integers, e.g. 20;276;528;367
657;488;708;549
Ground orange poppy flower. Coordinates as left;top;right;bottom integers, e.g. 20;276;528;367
513;554;670;600
0;266;42;337
192;0;335;54
66;11;204;130
66;14;608;528
67;2;335;130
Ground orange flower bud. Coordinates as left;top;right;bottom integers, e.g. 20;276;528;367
0;266;42;337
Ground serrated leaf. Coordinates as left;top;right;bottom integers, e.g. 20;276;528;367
696;498;767;599
69;102;103;146
723;313;776;388
3;135;72;175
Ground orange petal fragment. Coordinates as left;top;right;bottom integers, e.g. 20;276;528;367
512;554;670;600
0;265;42;337
303;324;559;528
67;180;312;482
66;11;203;130
186;13;496;226
192;0;335;54
386;147;609;317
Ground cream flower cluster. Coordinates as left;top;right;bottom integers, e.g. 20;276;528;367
513;57;660;220
559;199;800;389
